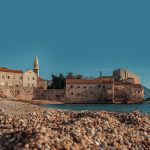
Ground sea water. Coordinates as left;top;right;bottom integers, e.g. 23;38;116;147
42;103;150;114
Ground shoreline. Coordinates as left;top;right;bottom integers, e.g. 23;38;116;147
6;98;147;106
7;99;63;105
0;100;150;149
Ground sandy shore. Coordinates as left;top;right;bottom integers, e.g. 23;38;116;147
0;100;150;150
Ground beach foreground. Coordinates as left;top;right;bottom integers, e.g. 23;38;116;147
0;100;150;150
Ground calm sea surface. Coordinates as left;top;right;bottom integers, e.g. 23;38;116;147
42;103;150;114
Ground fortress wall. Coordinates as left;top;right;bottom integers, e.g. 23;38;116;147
33;89;65;100
0;86;34;100
0;86;65;100
0;84;144;104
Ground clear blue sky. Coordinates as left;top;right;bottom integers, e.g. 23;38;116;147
0;1;150;87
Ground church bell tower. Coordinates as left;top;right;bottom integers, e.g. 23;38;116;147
34;56;39;77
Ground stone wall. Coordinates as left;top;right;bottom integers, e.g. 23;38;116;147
66;83;114;103
66;79;144;104
0;86;34;100
0;83;144;104
113;84;144;103
33;89;65;100
0;86;65;101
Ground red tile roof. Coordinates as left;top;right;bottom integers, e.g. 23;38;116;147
66;78;113;84
0;68;23;74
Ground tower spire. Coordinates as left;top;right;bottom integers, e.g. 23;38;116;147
34;56;39;77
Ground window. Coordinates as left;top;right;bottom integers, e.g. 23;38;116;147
77;93;80;96
84;86;86;88
91;91;93;95
71;92;73;95
56;95;59;98
8;76;10;79
2;75;4;79
33;77;35;80
77;86;80;88
70;85;73;88
20;77;22;80
97;85;101;88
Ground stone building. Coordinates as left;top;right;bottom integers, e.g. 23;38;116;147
113;68;141;84
19;56;40;88
0;56;42;89
23;70;37;88
37;77;48;90
66;69;144;103
113;82;144;103
0;68;23;87
66;78;114;103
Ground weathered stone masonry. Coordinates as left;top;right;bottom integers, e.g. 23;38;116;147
33;89;65;100
0;85;65;100
66;78;144;104
0;86;34;100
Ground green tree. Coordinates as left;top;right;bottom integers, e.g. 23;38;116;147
66;72;74;79
75;74;83;79
48;74;66;89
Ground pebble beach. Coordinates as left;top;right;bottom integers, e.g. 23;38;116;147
0;100;150;150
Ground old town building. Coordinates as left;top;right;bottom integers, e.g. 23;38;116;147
37;77;48;90
23;70;37;88
0;68;23;87
0;56;48;89
113;68;141;84
0;58;144;103
66;69;144;103
66;78;114;103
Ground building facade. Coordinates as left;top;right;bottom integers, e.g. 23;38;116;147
66;78;114;103
23;70;37;88
0;68;23;87
37;77;48;90
66;69;144;104
113;68;141;84
0;56;42;89
113;82;144;103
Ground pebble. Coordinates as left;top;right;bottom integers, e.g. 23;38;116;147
0;100;149;150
